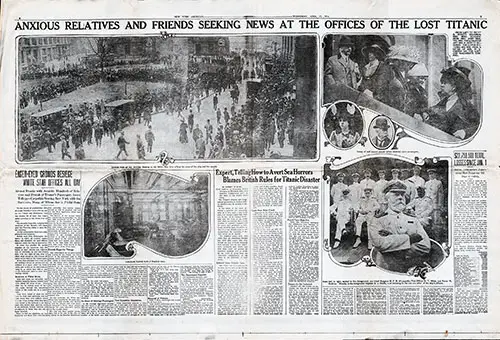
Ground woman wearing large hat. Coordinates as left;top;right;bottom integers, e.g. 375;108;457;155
358;44;393;104
417;65;479;139
329;104;361;149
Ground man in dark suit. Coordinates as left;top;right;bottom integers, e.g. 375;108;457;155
324;36;361;91
371;117;392;149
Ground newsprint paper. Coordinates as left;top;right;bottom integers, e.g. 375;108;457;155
1;0;500;338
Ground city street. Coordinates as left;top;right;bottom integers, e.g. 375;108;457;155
31;79;293;161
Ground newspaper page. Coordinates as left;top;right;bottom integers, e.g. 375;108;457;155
0;0;499;338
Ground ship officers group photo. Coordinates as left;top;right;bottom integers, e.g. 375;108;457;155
329;165;445;270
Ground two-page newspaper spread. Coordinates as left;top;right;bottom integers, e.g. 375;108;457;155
1;0;499;338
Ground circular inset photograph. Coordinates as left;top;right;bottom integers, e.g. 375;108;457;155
323;100;364;150
83;170;210;258
368;115;395;150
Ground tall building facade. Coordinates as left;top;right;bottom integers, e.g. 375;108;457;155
19;37;72;67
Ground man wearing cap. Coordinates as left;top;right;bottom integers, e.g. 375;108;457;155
354;186;380;248
374;169;388;210
360;169;376;190
145;125;155;153
330;188;354;249
425;169;444;225
369;180;431;271
115;131;129;159
409;166;425;189
330;172;348;205
371;117;392;149
61;136;71;160
390;168;401;181
401;168;417;204
324;36;361;91
407;187;434;235
348;172;362;209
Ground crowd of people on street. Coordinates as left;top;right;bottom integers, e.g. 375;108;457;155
19;86;170;161
19;50;299;161
182;53;296;159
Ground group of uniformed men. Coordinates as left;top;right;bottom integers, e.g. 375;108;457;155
330;165;444;250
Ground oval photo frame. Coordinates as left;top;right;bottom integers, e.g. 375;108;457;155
323;100;364;150
368;115;396;150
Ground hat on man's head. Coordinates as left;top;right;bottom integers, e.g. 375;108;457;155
373;117;390;131
338;36;355;48
351;172;360;177
413;165;421;171
427;168;437;174
337;172;346;177
383;180;407;194
364;169;372;175
391;168;400;174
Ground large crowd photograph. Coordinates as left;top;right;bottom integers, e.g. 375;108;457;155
323;34;482;144
324;157;449;277
17;35;317;162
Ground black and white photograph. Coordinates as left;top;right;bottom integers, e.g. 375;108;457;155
83;170;209;258
323;100;364;149
325;157;449;274
368;115;395;150
17;35;317;161
323;34;482;143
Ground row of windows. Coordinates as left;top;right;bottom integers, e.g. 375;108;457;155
20;45;68;64
21;37;70;47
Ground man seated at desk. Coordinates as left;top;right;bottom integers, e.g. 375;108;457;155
369;180;431;272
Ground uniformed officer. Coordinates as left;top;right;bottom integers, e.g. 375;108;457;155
369;180;431;272
330;188;354;249
330;172;348;205
406;186;434;236
425;169;443;208
360;169;376;189
401;168;417;204
425;168;444;229
354;186;380;248
348;172;362;208
409;165;425;189
374;169;388;208
390;168;401;180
